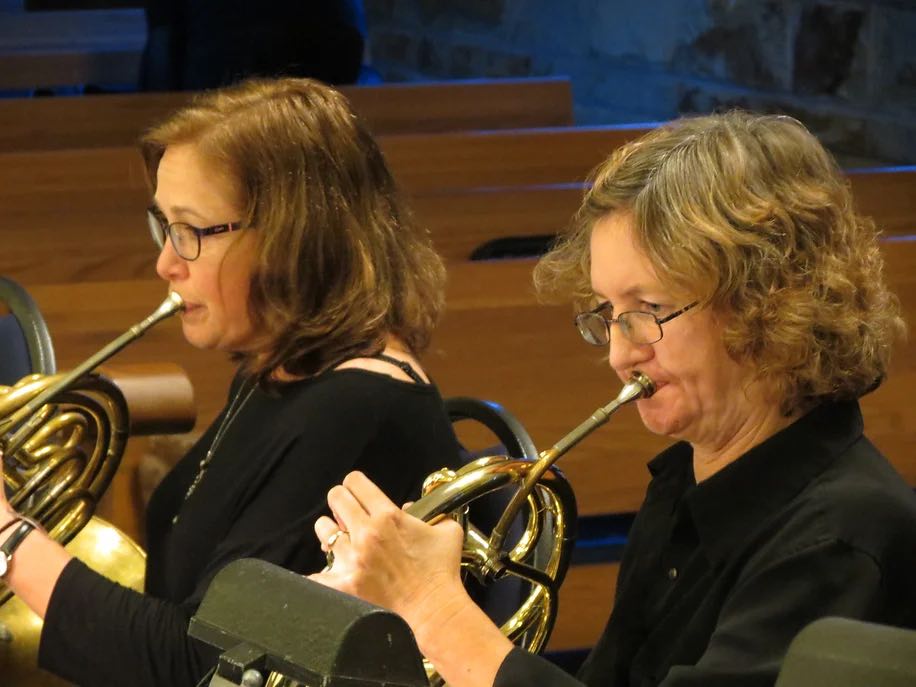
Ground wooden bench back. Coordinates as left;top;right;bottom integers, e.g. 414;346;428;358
0;140;911;288
0;77;574;153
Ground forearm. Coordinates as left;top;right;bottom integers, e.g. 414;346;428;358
40;558;209;687
0;511;71;618
411;590;514;687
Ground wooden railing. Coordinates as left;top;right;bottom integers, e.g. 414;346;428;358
0;134;911;287
0;77;574;152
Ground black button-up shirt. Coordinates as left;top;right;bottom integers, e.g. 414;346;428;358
495;400;916;686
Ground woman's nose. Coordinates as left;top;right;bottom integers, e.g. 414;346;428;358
155;238;188;282
607;324;653;374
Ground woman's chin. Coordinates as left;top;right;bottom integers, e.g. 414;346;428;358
180;322;216;351
635;401;684;439
637;415;671;437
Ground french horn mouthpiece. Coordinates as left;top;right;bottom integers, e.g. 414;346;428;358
618;371;655;404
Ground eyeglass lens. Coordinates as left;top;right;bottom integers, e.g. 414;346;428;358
147;211;200;260
169;224;199;260
577;311;662;346
147;212;166;250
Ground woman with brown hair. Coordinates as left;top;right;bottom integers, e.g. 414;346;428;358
0;77;459;687
311;111;916;686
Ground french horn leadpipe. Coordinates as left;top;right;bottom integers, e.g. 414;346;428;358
406;371;656;539
0;292;185;455
488;371;654;551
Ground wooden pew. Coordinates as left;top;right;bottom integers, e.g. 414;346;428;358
381;125;652;191
0;77;574;153
0;126;650;200
14;237;916;651
0;145;911;286
848;166;916;235
6;129;915;210
553;564;619;651
414;165;916;259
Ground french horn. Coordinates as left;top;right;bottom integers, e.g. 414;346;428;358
0;292;184;686
330;372;655;687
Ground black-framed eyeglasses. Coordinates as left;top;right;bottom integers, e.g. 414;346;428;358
147;207;244;261
575;301;698;347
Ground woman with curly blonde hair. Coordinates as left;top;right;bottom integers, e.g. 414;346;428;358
312;111;916;687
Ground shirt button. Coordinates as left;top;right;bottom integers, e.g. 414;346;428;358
667;567;678;580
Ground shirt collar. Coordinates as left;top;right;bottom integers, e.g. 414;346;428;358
671;400;864;566
644;441;694;515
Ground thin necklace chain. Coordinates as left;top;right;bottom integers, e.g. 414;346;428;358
172;379;257;525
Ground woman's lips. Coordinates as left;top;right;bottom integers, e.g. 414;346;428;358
640;380;666;399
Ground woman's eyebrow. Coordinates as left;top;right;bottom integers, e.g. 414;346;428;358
153;202;210;223
591;284;664;302
622;285;662;299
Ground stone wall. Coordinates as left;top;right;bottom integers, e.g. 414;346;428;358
366;0;916;164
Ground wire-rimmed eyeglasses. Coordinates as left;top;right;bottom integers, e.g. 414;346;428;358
147;207;244;261
575;301;698;347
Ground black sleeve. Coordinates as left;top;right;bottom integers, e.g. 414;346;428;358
39;559;213;687
494;648;585;687
37;425;365;687
39;381;387;687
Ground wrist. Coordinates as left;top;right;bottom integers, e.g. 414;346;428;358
408;579;503;653
0;508;20;533
402;578;467;646
409;585;514;687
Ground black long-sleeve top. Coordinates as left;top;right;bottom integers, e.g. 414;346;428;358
39;369;460;687
495;400;916;686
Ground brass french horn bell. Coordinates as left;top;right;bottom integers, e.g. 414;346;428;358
409;372;655;685
0;292;184;687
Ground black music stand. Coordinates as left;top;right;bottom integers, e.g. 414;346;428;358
189;558;428;687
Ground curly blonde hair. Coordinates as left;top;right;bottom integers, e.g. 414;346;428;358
535;111;905;414
141;77;446;382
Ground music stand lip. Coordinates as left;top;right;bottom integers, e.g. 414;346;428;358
188;558;429;687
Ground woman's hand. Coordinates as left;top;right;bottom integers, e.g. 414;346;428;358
310;470;467;635
311;470;516;687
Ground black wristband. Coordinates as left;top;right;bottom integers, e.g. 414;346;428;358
0;515;23;537
0;520;36;578
2;520;34;553
0;513;43;538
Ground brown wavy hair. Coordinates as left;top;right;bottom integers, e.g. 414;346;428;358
141;77;446;382
535;111;905;414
